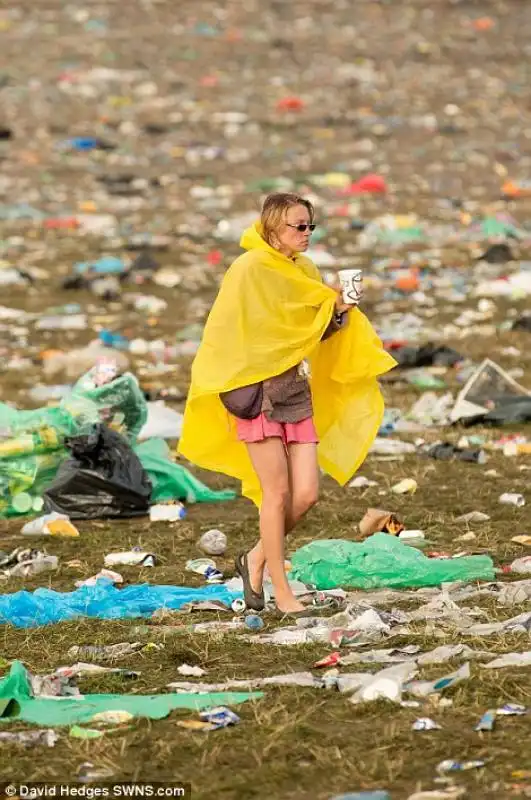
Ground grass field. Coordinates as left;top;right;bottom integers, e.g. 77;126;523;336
2;326;531;799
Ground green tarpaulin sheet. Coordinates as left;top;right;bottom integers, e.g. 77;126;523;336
0;662;262;726
291;532;495;590
134;438;235;504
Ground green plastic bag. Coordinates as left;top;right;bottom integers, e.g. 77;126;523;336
134;438;236;504
290;533;495;590
0;371;148;517
0;405;79;517
69;370;147;443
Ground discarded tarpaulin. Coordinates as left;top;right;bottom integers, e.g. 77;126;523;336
0;661;261;726
290;533;495;590
0;581;242;628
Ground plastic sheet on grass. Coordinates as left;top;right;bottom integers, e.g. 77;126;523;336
0;580;242;628
0;661;261;726
134;438;236;504
290;533;495;590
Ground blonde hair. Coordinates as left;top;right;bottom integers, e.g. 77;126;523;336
260;193;314;248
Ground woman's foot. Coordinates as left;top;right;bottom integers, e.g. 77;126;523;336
274;593;306;614
274;593;342;617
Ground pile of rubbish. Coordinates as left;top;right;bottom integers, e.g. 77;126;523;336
0;362;234;519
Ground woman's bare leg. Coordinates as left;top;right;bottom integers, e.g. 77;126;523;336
286;442;320;527
244;438;305;613
246;441;319;611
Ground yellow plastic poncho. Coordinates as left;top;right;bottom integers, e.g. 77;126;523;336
178;223;397;506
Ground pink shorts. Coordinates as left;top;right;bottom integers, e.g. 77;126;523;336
235;413;319;445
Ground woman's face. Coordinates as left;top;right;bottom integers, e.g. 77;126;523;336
274;204;313;256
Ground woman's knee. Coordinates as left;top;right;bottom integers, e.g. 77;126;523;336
262;483;291;512
293;485;319;517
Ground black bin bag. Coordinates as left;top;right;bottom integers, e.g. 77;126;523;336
44;425;152;519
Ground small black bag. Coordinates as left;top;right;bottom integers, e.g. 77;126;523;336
220;383;263;420
44;425;152;519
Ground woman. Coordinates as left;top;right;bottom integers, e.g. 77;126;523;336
179;193;396;617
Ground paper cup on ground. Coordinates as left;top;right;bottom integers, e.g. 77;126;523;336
338;269;363;305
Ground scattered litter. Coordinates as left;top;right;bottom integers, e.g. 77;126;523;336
244;615;265;632
507;557;531;575
67;643;145;662
0;548;59;580
350;662;418;705
168;672;321;693
177;664;206;678
358;509;404;538
461;610;531;636
43;425;152;520
499;493;526;507
340;645;421;667
75;570;123;588
186;558;224;584
21;513;80;537
370;439;416;457
2;5;531;794
138;402;183;442
406;663;470;698
497;704;527;716
199;706;240;730
149;503;187;522
412;718;441;732
176;720;217;732
512;535;531;546
198;529;227;556
0;729;58;747
450;359;531;425
475;709;496;732
481;651;531;669
455;511;490;523
55;664;140;680
398;530;425;541
69;726;104;740
349;477;379;489
416;645;492;666
436;759;486;774
91;710;134;726
391;479;418;495
104;550;157;568
496;580;531;606
78;764;116;784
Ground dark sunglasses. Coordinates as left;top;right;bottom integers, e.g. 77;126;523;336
286;223;316;232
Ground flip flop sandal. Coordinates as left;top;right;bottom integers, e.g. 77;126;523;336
234;552;265;611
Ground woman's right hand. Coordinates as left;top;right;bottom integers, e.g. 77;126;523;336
334;288;354;314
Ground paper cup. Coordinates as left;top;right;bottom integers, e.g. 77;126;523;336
338;269;363;305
